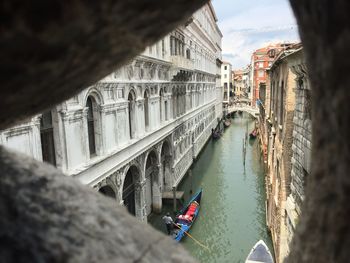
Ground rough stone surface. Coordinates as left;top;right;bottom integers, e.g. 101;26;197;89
0;146;196;262
287;1;350;262
0;0;206;130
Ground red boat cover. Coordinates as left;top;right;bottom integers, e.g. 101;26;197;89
185;202;198;220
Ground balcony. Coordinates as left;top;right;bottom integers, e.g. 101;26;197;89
170;56;194;81
170;55;194;71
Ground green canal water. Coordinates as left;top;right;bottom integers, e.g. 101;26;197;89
149;113;273;263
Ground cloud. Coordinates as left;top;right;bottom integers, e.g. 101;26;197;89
213;0;300;68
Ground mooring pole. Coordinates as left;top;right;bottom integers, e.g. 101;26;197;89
172;186;177;212
189;169;193;195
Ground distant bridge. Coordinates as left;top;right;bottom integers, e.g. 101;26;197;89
227;105;259;118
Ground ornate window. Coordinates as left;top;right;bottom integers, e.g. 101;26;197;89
128;90;136;139
40;111;56;166
86;96;97;156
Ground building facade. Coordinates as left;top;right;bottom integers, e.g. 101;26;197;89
232;70;244;98
262;46;310;263
221;61;233;104
0;3;223;222
250;44;287;107
242;66;250;99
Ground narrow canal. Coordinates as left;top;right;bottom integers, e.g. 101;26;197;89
149;113;273;263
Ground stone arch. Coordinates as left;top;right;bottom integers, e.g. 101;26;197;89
99;185;116;200
83;87;104;107
122;164;142;217
144;149;161;214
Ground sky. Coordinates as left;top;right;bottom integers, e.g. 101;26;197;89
212;0;300;69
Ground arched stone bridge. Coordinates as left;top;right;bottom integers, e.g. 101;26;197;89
227;105;259;118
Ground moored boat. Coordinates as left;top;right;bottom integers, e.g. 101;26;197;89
173;189;202;242
249;128;257;139
224;120;231;127
212;131;221;139
245;240;274;263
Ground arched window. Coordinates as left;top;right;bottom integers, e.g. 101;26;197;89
123;165;142;217
144;90;149;131
99;185;116;199
40;111;56;166
128;90;136;139
86;96;96;156
159;88;164;124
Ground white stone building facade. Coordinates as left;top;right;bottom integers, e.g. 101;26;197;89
0;3;223;222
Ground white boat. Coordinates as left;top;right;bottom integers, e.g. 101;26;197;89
245;240;274;263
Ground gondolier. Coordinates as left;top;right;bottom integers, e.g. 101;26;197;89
162;213;174;235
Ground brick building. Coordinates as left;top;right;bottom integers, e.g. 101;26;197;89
251;44;290;107
262;44;308;262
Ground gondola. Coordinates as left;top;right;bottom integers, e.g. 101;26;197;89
212;132;221;139
212;128;221;139
249;129;257;139
173;189;202;242
245;240;274;263
224;120;231;128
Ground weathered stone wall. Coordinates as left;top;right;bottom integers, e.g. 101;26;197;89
285;54;311;260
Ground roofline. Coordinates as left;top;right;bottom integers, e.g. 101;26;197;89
268;47;303;71
222;61;232;65
208;1;218;22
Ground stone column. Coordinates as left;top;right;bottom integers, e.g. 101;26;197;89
152;165;162;213
135;180;147;222
136;98;144;137
31;116;43;161
81;107;90;162
58;110;69;172
99;106;107;155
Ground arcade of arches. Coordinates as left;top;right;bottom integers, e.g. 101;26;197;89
96;139;174;221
